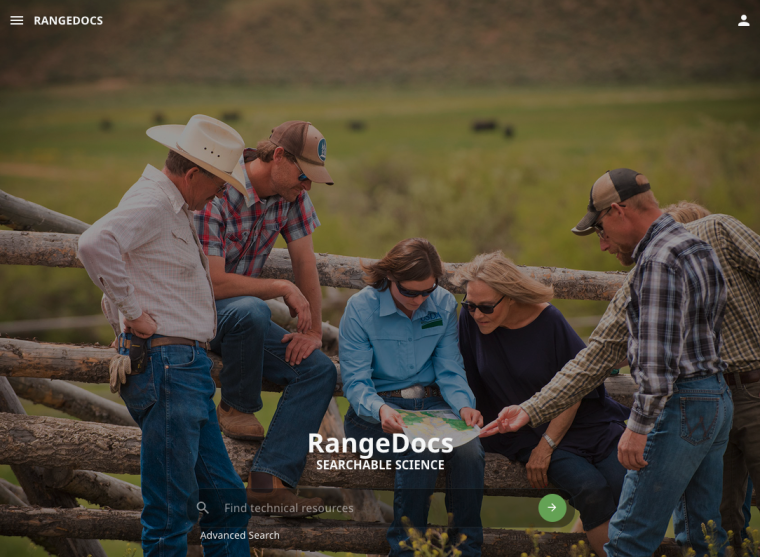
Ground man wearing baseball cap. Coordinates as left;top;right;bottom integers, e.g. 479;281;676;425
78;115;251;556
195;121;336;515
483;169;733;556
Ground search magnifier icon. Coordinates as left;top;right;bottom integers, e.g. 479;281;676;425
197;501;209;515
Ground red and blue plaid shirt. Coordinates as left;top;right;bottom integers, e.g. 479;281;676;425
194;148;320;277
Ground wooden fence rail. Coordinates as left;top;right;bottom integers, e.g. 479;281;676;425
8;376;136;426
0;230;627;301
0;189;89;234
0;337;637;407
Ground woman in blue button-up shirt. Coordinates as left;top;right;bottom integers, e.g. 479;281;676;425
339;238;485;557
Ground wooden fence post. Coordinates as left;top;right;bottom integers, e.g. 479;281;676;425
0;376;107;557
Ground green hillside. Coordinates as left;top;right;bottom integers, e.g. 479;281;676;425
1;0;759;87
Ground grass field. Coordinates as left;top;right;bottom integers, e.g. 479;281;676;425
1;82;760;555
1;81;759;340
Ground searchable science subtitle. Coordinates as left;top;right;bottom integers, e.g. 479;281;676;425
316;458;445;470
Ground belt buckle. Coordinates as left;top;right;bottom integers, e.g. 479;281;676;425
400;385;424;399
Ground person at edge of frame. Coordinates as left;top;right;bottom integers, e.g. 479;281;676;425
194;120;337;516
510;198;760;550
481;169;735;557
77;115;251;557
339;237;485;557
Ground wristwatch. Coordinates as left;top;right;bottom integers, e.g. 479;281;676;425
542;433;558;451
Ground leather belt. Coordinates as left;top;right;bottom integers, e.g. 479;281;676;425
377;384;441;399
119;336;210;352
724;369;760;386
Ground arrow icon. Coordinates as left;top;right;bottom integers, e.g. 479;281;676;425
539;494;567;522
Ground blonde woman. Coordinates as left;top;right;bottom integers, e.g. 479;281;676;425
453;252;629;557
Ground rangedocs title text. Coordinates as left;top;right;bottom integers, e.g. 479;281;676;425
309;434;452;470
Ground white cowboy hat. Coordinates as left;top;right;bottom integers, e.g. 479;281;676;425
146;114;247;198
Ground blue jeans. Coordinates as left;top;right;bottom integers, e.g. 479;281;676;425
212;296;337;487
344;397;485;557
119;336;250;557
606;374;733;557
516;442;626;531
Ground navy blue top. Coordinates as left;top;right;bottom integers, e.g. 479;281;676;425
458;304;628;463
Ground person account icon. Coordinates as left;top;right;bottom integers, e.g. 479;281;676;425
738;15;750;27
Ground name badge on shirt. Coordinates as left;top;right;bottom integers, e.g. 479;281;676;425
421;312;443;329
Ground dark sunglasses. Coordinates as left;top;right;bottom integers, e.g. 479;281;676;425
396;281;437;298
460;295;506;314
593;204;626;239
291;158;309;182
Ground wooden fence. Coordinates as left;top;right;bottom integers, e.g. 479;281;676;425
0;189;680;556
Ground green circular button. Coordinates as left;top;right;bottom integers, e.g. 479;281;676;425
538;494;567;522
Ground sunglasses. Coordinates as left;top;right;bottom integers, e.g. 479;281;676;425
396;281;438;298
460;295;506;314
593;204;626;239
291;158;309;182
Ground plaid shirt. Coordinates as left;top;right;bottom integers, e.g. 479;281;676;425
687;215;760;375
624;214;727;433
522;214;758;433
194;148;320;277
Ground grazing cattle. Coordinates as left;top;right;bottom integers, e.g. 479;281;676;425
348;120;366;131
221;111;241;122
99;118;112;131
472;119;498;132
504;125;515;138
153;111;166;125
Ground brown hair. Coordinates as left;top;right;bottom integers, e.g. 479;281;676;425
255;140;298;164
663;201;711;224
452;251;554;304
165;150;214;178
362;238;444;291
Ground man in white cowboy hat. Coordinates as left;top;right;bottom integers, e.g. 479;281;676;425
78;115;251;557
194;121;337;515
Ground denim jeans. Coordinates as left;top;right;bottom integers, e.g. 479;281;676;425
119;336;250;557
535;443;626;531
344;397;485;557
606;374;733;557
211;296;337;487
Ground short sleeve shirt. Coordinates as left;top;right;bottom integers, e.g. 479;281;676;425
194;148;320;277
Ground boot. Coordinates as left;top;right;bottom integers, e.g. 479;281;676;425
246;473;324;518
217;403;265;441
